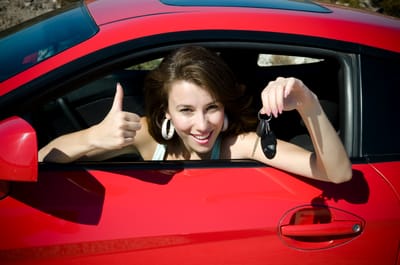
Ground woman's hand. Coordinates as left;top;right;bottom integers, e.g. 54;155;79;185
258;77;352;183
260;77;316;117
39;83;143;163
89;83;142;150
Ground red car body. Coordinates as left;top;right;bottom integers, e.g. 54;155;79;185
0;0;399;264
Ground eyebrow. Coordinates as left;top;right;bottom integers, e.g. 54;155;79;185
175;101;221;110
176;104;192;109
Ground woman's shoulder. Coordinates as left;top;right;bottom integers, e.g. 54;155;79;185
221;132;258;159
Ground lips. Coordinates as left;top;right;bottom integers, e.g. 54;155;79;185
191;132;212;145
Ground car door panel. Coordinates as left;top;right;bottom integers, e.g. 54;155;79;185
1;162;399;264
368;161;400;201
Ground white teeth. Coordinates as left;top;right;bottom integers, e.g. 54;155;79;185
193;133;211;140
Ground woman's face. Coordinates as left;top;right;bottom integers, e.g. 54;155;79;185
166;80;225;158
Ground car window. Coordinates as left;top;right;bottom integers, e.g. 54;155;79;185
127;58;163;70
0;2;98;82
32;47;344;162
257;54;323;67
361;52;400;158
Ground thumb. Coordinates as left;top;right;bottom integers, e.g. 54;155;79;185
109;82;124;113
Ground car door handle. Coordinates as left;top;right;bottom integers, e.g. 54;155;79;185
280;220;362;238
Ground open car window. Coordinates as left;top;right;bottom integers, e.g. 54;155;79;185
32;47;345;162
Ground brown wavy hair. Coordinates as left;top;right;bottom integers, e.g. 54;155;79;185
144;46;257;145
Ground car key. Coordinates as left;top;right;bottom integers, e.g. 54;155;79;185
256;112;277;159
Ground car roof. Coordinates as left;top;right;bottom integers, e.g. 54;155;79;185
86;0;400;53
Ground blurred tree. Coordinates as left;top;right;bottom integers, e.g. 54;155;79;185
326;0;400;17
1;0;399;32
373;0;400;17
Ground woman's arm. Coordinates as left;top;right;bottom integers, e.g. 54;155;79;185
39;83;142;163
296;88;352;183
234;77;352;183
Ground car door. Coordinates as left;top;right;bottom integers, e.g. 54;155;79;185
1;159;399;265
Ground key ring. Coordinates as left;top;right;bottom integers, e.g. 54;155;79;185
258;111;272;122
256;111;273;138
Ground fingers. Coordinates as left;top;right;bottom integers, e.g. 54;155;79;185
97;82;142;149
109;112;141;148
110;82;124;113
109;82;141;133
261;77;303;117
120;112;142;131
261;77;286;117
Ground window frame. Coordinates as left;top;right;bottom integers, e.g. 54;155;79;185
28;41;358;163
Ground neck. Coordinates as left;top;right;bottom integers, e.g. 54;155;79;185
167;142;212;160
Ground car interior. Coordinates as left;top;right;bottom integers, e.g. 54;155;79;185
30;46;342;162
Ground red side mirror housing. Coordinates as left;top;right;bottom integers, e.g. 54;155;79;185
0;116;38;182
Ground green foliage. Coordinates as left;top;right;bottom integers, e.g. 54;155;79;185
379;0;400;18
324;0;400;18
338;0;360;8
1;0;399;32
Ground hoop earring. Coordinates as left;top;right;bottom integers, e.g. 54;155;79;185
222;114;229;132
161;118;175;140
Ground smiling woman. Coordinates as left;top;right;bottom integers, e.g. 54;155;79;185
0;0;399;263
38;45;352;184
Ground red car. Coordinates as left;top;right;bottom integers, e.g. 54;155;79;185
1;0;399;264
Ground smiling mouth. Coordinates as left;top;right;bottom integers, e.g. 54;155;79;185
191;132;212;144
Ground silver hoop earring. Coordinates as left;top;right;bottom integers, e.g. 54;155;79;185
222;114;229;132
161;118;175;140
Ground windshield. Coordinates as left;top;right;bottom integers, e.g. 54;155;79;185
0;2;98;82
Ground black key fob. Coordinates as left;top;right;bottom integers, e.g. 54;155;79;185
257;113;277;159
261;130;277;159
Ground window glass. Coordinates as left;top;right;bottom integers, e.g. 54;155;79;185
361;53;400;157
127;58;163;70
257;54;323;66
0;3;98;82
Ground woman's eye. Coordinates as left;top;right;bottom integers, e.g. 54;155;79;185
179;108;193;113
207;104;220;111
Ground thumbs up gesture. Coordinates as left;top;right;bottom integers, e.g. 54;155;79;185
89;83;142;150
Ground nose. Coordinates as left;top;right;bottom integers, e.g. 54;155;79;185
194;113;208;132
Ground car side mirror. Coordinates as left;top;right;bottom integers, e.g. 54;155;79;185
0;116;38;182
